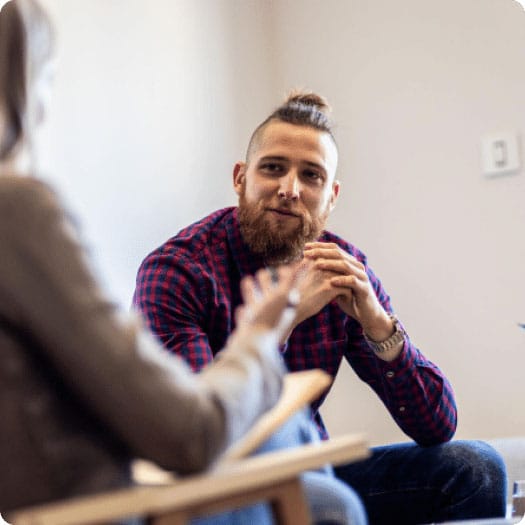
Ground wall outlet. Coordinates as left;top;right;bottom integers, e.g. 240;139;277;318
481;132;521;177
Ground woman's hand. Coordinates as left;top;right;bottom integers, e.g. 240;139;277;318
236;264;301;343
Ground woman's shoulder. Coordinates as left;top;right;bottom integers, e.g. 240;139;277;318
0;176;65;237
0;174;54;199
0;175;59;213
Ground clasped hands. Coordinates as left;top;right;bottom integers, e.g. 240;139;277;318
297;242;394;342
235;241;396;350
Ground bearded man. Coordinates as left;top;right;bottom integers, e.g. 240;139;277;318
133;92;506;525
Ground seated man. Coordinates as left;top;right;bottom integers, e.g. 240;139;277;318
134;91;507;524
0;1;365;524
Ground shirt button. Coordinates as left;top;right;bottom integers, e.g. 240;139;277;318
385;371;394;378
399;406;406;412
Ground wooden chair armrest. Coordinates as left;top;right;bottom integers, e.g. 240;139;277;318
222;369;332;461
8;434;369;525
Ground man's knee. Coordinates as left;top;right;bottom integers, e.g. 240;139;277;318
435;439;507;518
437;440;506;488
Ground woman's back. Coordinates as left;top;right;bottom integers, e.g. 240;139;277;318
0;177;131;512
0;324;131;512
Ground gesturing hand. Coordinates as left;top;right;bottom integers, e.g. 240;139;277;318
236;264;301;343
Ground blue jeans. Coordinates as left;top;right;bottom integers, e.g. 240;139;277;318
190;410;367;525
334;440;507;525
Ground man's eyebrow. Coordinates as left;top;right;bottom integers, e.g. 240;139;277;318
303;160;327;173
258;156;289;162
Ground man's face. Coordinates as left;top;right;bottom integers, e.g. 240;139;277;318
233;120;340;264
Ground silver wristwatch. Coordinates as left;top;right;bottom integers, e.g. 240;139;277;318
364;313;406;353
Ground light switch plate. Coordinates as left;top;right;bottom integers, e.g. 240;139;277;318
481;132;521;176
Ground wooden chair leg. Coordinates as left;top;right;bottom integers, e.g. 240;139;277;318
270;477;311;525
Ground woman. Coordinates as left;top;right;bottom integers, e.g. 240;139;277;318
0;1;366;524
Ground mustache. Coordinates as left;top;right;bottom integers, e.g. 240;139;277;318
266;206;302;217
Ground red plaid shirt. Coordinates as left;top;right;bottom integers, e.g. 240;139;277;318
133;207;456;444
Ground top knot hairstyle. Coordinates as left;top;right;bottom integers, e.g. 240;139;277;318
271;90;332;131
246;90;336;162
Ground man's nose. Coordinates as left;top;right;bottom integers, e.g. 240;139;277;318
278;172;300;201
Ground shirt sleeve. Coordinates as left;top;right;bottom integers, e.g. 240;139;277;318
133;247;216;372
345;264;457;446
0;178;284;474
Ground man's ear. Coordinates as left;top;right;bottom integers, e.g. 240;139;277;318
328;179;340;212
233;162;246;196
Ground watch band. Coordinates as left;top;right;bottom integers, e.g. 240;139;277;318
364;313;406;353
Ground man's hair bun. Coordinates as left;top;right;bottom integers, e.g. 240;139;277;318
284;90;332;115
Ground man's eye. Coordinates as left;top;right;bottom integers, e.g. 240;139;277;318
303;170;322;181
261;163;283;173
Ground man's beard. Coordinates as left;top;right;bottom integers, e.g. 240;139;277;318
237;191;328;265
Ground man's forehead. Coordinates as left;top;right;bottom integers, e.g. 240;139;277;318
256;121;338;169
259;121;325;146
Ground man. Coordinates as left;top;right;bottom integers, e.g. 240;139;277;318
134;92;506;524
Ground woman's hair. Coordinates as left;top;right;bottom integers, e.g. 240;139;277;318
0;0;54;161
246;90;336;161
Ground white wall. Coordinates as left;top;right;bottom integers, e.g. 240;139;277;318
267;0;525;444
37;1;525;445
38;0;277;304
